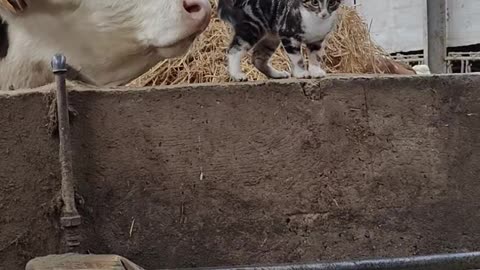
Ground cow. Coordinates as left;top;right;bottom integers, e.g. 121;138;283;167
0;0;211;90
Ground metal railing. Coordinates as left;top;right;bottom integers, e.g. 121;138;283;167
391;53;426;67
391;51;480;74
166;252;480;270
446;52;480;73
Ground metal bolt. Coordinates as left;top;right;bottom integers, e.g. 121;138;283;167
51;54;67;74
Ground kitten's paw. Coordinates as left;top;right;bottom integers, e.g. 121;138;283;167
230;73;248;82
293;70;310;79
309;66;327;78
270;70;290;79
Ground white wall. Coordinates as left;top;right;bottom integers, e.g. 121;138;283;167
448;0;480;47
348;0;480;53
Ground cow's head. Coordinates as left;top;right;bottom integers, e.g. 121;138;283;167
0;0;211;88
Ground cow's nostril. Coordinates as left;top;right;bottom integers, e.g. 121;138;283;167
184;2;201;13
183;0;211;31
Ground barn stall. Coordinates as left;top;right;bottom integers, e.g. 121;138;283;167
1;1;480;270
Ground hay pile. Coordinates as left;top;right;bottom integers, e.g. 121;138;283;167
127;2;391;87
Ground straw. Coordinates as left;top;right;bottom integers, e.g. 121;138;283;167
127;2;404;87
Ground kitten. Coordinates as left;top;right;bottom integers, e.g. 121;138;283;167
218;0;342;81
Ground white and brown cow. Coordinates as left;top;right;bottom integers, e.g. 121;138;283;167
0;0;211;90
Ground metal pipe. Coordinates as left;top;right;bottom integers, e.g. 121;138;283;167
51;53;82;251
426;0;447;73
168;252;480;270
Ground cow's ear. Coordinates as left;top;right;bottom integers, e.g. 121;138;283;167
0;0;28;14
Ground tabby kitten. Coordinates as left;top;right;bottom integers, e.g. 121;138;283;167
218;0;342;81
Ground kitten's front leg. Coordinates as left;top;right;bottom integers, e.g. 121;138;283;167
307;42;327;78
227;39;248;82
281;37;310;79
227;29;258;82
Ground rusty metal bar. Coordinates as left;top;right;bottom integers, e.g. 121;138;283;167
168;252;480;270
51;53;82;252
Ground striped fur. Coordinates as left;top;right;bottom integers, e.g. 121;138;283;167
218;0;342;80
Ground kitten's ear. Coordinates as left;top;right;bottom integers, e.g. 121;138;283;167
0;0;28;14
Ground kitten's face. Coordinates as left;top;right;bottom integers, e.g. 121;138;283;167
301;0;341;19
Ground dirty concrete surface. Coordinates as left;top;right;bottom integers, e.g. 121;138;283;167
0;74;479;270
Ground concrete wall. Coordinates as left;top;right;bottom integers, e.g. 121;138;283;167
348;0;480;52
0;75;479;270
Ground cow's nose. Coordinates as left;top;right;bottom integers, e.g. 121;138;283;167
183;0;211;31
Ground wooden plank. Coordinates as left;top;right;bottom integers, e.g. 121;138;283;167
25;254;146;270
